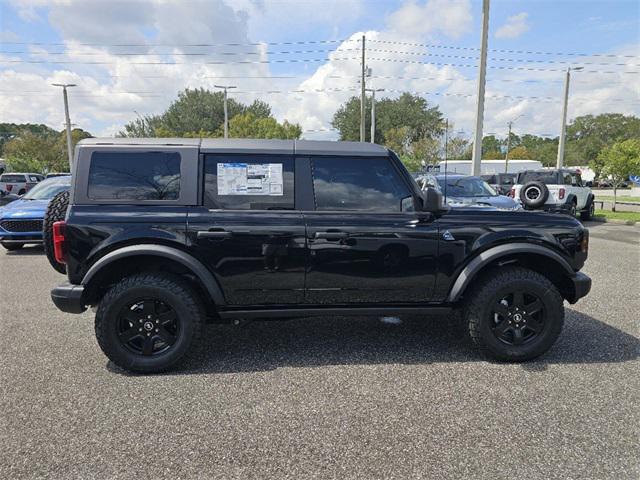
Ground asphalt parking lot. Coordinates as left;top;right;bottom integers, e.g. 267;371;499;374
1;221;638;479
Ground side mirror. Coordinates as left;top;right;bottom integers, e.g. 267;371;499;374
422;187;448;213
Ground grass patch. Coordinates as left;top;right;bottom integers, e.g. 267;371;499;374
596;195;640;203
594;211;640;223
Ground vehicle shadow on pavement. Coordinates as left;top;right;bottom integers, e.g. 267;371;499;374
3;246;44;256
107;308;639;376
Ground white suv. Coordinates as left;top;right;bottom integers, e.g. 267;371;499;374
510;169;594;220
0;172;44;196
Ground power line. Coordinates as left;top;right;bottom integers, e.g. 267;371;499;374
367;39;639;59
1;39;357;48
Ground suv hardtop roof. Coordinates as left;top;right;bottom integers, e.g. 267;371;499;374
77;138;389;157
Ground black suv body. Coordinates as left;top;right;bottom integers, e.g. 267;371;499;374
51;138;591;372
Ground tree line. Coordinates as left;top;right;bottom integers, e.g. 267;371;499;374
1;88;638;181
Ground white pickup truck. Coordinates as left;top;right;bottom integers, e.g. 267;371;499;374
510;169;595;220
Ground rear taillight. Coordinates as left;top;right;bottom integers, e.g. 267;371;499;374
6;184;12;191
53;221;67;264
559;188;565;200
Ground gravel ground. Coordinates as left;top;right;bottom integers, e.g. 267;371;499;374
0;221;638;479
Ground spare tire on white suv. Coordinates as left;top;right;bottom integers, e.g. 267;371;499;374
519;181;549;209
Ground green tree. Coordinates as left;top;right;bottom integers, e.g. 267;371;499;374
596;139;640;209
120;89;280;138
3;128;91;173
332;93;444;145
507;145;532;160
567;113;640;166
0;123;59;156
481;135;503;157
228;113;301;139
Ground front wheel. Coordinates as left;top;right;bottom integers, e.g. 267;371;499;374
465;266;564;362
580;201;595;221
95;273;204;373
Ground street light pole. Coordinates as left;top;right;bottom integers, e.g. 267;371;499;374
556;67;583;169
365;88;384;143
360;35;366;142
214;85;237;138
52;83;76;168
471;0;490;176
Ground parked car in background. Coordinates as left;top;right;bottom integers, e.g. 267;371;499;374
481;173;518;195
0;175;71;251
0;172;44;195
45;172;71;179
416;173;521;210
0;188;20;206
510;169;594;220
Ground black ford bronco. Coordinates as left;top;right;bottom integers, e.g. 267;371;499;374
49;138;591;373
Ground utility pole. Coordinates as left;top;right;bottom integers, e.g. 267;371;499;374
505;121;512;173
214;85;236;138
360;34;366;142
504;114;523;173
52;83;76;168
471;0;490;176
556;67;583;168
366;88;384;143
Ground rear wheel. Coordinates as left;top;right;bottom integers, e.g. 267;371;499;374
465;266;564;362
1;242;24;251
567;201;577;217
95;273;204;373
43;190;69;274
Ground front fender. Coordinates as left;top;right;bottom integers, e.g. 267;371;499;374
447;242;574;303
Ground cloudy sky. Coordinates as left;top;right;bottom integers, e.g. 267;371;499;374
1;0;638;140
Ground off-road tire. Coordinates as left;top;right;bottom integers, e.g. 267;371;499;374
43;190;69;274
567;200;577;218
519;181;549;209
1;242;24;251
580;199;595;221
95;273;204;373
465;266;564;362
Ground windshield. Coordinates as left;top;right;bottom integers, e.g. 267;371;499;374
22;178;70;200
440;177;497;197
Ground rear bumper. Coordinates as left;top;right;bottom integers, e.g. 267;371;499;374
567;271;591;304
51;283;87;314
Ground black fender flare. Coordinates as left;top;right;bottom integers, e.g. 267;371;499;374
82;244;225;305
447;243;574;303
564;193;577;205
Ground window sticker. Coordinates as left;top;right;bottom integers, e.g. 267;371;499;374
217;163;283;196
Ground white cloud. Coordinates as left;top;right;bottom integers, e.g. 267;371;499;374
2;0;638;143
495;12;530;39
387;0;472;39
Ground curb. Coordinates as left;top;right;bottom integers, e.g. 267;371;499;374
591;216;638;226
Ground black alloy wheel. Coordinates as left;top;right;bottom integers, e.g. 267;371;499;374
117;299;179;356
491;290;545;346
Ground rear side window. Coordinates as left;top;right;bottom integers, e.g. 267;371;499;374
88;151;181;200
1;174;26;183
311;156;413;212
518;171;559;185
204;155;294;210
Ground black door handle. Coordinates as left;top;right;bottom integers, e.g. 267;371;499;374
314;231;349;240
197;230;233;239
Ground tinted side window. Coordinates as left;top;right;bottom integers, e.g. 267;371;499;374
204;155;294;210
88;151;181;200
312;156;412;212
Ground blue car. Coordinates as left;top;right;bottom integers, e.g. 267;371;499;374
0;176;71;251
415;173;521;211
